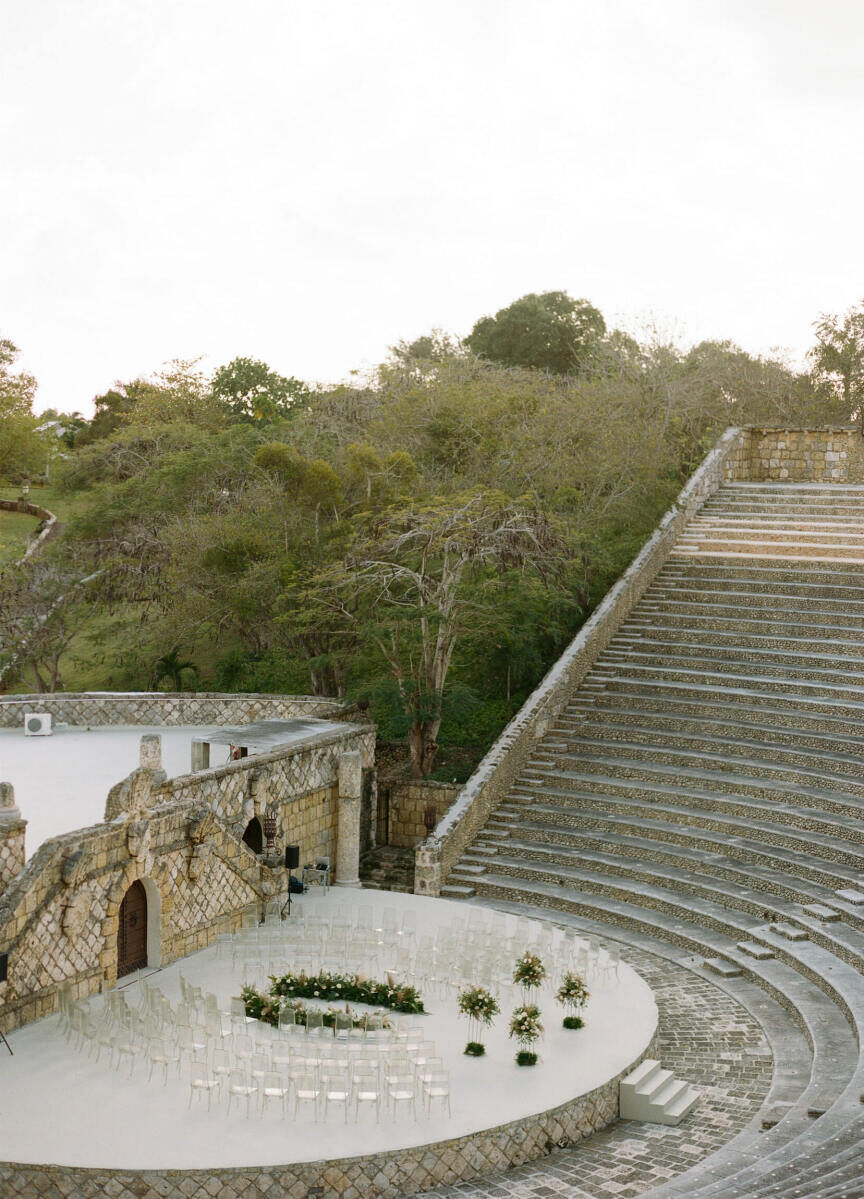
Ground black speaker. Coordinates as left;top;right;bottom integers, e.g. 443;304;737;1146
0;953;8;983
285;844;300;870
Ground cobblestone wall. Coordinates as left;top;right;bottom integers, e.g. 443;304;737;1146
724;425;864;481
385;779;461;847
0;1032;657;1199
415;426;748;895
0;691;342;728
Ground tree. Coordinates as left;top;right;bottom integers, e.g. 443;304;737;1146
211;356;311;422
465;291;606;375
151;647;198;690
0;552;94;691
309;491;567;776
808;302;864;427
0;338;44;481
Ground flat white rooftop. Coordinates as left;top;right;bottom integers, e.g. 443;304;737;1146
0;725;232;857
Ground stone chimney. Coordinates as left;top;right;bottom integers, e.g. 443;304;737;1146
0;783;26;899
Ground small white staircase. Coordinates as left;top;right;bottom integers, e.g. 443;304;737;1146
619;1058;699;1126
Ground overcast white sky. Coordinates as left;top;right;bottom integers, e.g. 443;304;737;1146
2;0;864;415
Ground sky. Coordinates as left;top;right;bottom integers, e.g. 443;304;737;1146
2;0;864;416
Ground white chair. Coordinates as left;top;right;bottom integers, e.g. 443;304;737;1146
387;1073;416;1121
292;1072;320;1120
321;1070;351;1122
189;1059;221;1110
423;1068;450;1116
260;1070;289;1116
226;1067;258;1117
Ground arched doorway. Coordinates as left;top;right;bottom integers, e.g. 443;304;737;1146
242;816;263;855
117;880;148;977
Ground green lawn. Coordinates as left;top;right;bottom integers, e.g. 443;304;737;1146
0;506;41;569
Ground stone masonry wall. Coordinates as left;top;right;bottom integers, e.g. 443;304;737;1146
0;691;342;729
386;779;461;847
724;426;864;482
415;425;748;896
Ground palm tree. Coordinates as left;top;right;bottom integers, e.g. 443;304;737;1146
152;647;198;691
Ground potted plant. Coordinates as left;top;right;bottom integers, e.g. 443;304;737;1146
513;950;546;1004
556;970;590;1029
509;1003;543;1066
457;985;500;1056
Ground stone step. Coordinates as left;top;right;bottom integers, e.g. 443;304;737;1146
771;923;809;942
479;812;864;894
508;781;864;857
801;904;841;922
535;738;864;795
440;884;475;898
456;847;864;968
565;688;864;739
738;941;776;960
550;719;864;777
522;758;864;818
704;957;742;977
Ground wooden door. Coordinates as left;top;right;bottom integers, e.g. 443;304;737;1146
117;880;147;977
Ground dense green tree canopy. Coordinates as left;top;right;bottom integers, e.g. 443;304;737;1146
465;291;606;374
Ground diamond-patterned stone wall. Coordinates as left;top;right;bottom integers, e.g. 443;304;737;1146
0;1033;656;1198
0;691;343;729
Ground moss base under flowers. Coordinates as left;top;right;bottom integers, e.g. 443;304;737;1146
562;1015;585;1030
515;1050;538;1066
464;1041;486;1057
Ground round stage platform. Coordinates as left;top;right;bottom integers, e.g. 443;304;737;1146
0;892;657;1197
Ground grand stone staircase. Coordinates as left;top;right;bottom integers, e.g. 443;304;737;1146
442;482;864;1199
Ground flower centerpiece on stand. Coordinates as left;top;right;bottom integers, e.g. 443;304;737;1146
509;1003;543;1066
513;950;546;1004
457;984;500;1056
556;970;590;1029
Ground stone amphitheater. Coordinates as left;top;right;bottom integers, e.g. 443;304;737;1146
418;430;864;1199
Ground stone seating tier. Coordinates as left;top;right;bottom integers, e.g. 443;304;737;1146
441;482;864;1199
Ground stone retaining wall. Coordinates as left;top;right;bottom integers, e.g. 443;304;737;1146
384;778;461;847
415;425;748;895
725;426;864;482
0;1032;657;1199
0;691;341;728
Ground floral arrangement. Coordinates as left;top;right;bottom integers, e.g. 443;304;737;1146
457;985;500;1056
509;1003;543;1066
513;951;546;990
242;970;425;1025
556;970;589;1029
240;986;392;1031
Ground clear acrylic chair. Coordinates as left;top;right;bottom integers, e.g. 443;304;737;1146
423;1068;450;1116
305;1010;325;1039
321;1069;351;1122
226;1067;258;1117
189;1059;220;1110
292;1072;320;1121
260;1070;289;1116
387;1073;416;1121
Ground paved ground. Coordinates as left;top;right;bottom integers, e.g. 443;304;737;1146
418;935;774;1199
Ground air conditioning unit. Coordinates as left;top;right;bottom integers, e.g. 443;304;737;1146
24;712;53;737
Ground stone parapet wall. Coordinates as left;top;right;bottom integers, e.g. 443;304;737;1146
0;1032;657;1198
415;426;747;895
0;691;342;729
384;778;461;847
725;426;864;482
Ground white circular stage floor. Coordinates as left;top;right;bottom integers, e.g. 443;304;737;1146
0;892;657;1169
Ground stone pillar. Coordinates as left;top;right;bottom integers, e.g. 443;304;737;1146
0;783;26;899
190;740;210;773
334;751;362;888
414;838;442;897
140;734;162;771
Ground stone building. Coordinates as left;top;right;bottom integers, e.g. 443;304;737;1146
0;692;375;1032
